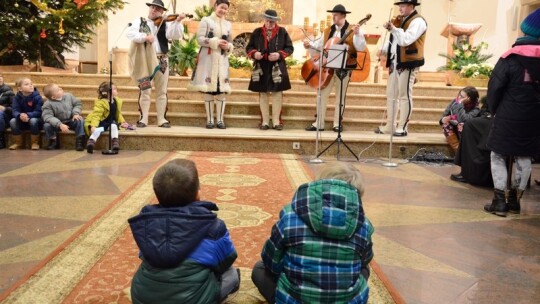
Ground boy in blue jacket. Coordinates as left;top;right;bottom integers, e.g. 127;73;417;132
9;77;43;150
128;158;240;303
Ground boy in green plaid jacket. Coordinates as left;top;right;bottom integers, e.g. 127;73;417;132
252;162;374;303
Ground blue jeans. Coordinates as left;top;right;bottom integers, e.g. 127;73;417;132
10;117;43;135
0;111;11;132
44;119;85;139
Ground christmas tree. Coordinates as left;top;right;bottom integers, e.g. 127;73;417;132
0;0;125;69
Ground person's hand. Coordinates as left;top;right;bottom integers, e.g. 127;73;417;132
219;39;229;50
20;113;29;122
0;105;5;112
254;52;263;60
90;126;96;133
268;52;280;62
59;123;69;133
457;123;464;133
120;122;129;129
383;21;394;31
72;114;82;121
303;40;311;49
442;116;450;124
176;13;186;22
145;34;155;44
352;24;360;35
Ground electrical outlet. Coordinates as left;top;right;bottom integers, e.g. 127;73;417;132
292;142;301;150
399;146;406;152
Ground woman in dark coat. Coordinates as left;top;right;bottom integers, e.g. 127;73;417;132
246;9;294;130
484;8;540;217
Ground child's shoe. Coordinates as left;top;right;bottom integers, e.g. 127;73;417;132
75;135;85;151
46;138;58;150
9;135;22;150
86;138;95;154
31;135;40;150
112;138;120;151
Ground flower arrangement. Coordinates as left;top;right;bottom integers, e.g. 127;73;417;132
229;54;253;70
439;41;493;78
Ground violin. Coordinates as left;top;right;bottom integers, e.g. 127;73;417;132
152;13;193;26
392;15;403;27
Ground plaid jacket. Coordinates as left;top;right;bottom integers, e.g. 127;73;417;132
262;179;374;304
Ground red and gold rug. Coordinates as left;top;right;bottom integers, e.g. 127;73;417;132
2;152;396;303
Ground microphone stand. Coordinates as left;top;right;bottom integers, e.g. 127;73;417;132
102;50;118;155
309;37;325;164
102;23;131;155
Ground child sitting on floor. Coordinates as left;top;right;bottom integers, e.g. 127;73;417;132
42;83;86;151
128;158;240;304
84;81;130;153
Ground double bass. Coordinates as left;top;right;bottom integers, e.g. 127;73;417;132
301;14;372;89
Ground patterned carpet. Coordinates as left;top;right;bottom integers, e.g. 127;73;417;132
2;151;395;304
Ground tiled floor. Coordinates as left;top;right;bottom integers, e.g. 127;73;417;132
1;150;539;303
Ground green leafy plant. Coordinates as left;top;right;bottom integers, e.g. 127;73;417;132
438;41;493;78
285;56;300;67
228;54;253;70
169;34;199;75
194;4;214;21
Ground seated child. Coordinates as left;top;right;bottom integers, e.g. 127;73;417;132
439;86;480;153
42;83;86;151
128;159;240;304
9;77;43;150
84;81;130;153
252;162;374;304
0;74;15;149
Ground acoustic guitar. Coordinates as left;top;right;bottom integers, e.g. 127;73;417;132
301;14;372;89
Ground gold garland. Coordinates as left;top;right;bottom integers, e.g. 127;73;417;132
30;0;71;17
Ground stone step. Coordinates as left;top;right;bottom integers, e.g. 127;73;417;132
4;72;486;97
4;126;451;159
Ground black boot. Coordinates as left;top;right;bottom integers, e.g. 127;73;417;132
112;138;120;151
484;189;509;217
507;188;523;214
0;132;5;149
46;138;58;150
75;135;85;151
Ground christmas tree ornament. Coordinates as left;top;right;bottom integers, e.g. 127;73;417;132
40;28;47;38
15;2;19;7
73;0;89;9
58;18;65;35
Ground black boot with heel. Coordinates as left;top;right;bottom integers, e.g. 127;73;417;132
484;189;509;217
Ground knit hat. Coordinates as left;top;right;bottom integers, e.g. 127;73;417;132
520;8;540;39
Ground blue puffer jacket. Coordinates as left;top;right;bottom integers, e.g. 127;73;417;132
12;89;43;119
128;201;237;304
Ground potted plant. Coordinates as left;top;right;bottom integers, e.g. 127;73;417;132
228;54;253;78
169;34;199;76
438;41;493;86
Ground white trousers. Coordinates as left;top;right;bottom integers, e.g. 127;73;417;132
259;92;283;127
381;66;419;133
137;57;169;126
311;72;350;129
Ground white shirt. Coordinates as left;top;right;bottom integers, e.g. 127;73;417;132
382;12;427;66
126;17;184;54
308;24;367;56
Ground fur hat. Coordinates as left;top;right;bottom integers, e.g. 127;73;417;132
521;8;540;39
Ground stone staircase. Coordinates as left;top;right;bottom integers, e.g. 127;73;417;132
2;72;486;158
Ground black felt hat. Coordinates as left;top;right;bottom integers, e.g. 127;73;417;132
327;4;351;14
146;0;167;11
394;0;421;6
